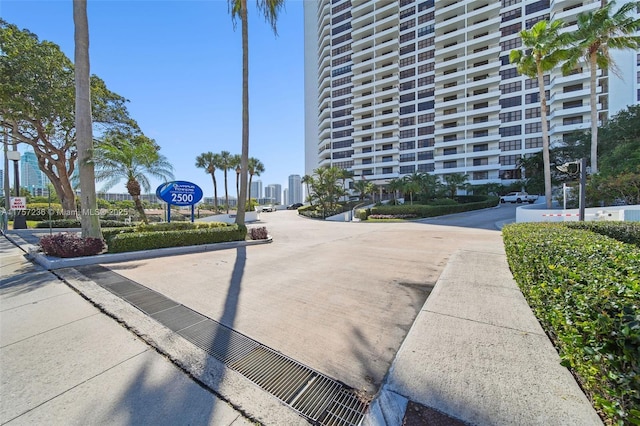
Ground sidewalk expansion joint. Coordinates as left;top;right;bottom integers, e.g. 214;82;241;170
0;313;102;349
75;264;369;426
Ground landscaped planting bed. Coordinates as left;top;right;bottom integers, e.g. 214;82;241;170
502;223;639;425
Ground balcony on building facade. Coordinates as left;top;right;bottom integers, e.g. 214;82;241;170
548;104;591;120
465;45;501;63
552;0;599;21
463;118;501;132
550;121;591;134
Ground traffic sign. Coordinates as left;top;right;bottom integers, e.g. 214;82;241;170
9;197;27;211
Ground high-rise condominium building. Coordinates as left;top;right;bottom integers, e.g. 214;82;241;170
265;184;283;204
250;179;263;200
21;150;48;194
288;174;303;204
304;0;639;191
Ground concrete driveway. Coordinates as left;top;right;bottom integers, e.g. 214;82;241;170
104;210;502;396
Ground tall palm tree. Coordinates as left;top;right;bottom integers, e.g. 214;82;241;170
231;154;242;203
247;157;265;202
511;19;570;208
94;137;174;224
301;174;313;205
218;150;233;213
564;1;640;174
228;0;285;225
195;151;221;212
73;0;102;239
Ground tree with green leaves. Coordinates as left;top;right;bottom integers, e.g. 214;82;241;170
195;151;222;212
388;178;405;204
442;173;469;199
0;20;136;217
94;135;173;224
301;174;315;205
247;157;265;202
217;150;234;213
307;166;345;216
402;172;425;205
73;0;101;239
564;1;640;174
597;105;640;176
352;178;372;202
511;19;570;208
227;0;285;226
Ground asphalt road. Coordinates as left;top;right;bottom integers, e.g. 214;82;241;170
416;202;518;230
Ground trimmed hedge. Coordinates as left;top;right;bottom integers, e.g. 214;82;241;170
39;233;105;258
135;221;228;232
503;223;640;425
369;196;499;218
107;224;247;253
565;221;640;247
36;219;132;228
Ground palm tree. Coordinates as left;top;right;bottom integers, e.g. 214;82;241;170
301;174;313;205
195;151;221;212
94;136;174;223
218;150;233;213
388;178;405;203
352;178;371;202
247;157;265;202
442;173;469;199
564;1;640;174
402;173;423;205
73;0;102;239
511;19;570;208
337;168;354;202
231;154;241;203
228;0;285;226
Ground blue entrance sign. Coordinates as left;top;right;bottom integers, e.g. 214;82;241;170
156;181;203;222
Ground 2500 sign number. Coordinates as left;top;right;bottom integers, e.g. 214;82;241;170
171;193;193;204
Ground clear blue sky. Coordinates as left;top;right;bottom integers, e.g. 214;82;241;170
2;0;305;200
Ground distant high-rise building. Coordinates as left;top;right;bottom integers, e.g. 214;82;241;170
283;188;289;205
265;184;282;204
250;179;263;200
304;0;640;190
288;174;303;204
21;151;47;195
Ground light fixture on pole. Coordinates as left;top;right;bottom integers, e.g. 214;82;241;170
556;158;587;221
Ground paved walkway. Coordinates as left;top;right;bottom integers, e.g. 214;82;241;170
1;210;603;425
0;236;252;426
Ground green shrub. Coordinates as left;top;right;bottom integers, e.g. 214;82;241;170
135;221;227;232
248;226;269;240
427;198;458;206
564;221;640;247
22;203;65;221
503;223;640;425
355;208;370;221
35;219;132;228
371;196;498;218
107;224;247;253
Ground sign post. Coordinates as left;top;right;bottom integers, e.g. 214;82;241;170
155;181;203;223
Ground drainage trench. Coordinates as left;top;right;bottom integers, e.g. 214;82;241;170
76;265;368;426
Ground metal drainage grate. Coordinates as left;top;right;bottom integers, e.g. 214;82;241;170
76;265;368;426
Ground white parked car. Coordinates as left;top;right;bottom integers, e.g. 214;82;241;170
500;192;538;204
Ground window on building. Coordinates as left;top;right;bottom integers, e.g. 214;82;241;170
382;167;393;174
443;147;457;155
500;68;519;80
501;9;521;22
400;153;415;162
500;81;522;94
563;100;583;109
418;151;434;160
563;116;583;125
500;140;521;151
400;141;416;150
443;135;457;142
500;37;522;52
473;171;489;180
418;125;434;135
400;165;416;174
499;125;521;137
418;101;434;111
400;93;416;103
473;158;489;166
400;129;416;139
501;22;522;37
500;110;522;122
400;105;416;115
473;130;489;138
400;56;416;67
418;50;435;62
525;137;543;148
499;154;521;166
400;117;416;127
418;138;435;148
525;107;541;119
473;144;489;152
417;163;435;172
500;96;522;108
443;160;457;169
473;116;489;124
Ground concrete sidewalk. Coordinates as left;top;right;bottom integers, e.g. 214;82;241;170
0;236;252;426
364;244;603;425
